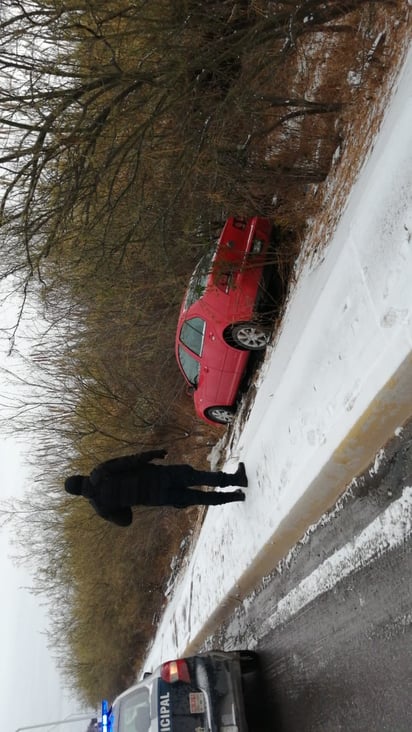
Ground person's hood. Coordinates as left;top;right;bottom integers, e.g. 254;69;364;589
65;475;85;495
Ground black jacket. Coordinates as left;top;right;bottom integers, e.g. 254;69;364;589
84;450;168;526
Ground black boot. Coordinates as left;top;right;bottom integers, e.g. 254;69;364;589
217;463;248;487
209;489;245;504
233;462;248;487
216;463;247;488
233;489;246;501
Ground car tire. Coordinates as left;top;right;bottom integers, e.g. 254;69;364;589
204;406;235;424
238;650;260;673
231;322;269;350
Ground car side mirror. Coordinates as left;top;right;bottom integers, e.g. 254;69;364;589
186;385;195;396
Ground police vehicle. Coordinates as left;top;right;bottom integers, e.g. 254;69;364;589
101;649;260;732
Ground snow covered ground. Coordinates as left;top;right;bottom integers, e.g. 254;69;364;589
143;44;412;672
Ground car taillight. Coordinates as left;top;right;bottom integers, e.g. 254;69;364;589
232;216;247;230
160;659;191;683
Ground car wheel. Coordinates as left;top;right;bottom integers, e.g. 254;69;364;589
238;650;260;673
204;406;235;424
231;322;269;350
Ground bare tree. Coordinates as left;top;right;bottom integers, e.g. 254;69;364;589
0;0;381;305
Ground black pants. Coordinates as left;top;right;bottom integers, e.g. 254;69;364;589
158;465;243;507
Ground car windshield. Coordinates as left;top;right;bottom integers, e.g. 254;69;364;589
179;317;205;356
183;246;216;310
117;688;151;732
178;345;200;387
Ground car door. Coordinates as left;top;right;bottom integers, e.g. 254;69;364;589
178;315;247;408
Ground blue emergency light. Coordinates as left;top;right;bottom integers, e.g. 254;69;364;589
100;700;112;732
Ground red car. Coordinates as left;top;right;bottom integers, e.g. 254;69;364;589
175;216;278;425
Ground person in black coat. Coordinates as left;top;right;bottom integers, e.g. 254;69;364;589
64;449;248;527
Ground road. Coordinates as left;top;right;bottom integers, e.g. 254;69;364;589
206;420;412;732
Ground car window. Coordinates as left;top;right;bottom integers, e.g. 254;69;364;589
184;247;215;309
178;345;201;387
117;688;150;732
179;317;205;356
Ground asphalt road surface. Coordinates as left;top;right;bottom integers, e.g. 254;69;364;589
206;420;412;732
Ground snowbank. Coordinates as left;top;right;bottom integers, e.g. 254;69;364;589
144;45;412;671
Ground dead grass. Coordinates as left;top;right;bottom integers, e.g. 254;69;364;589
214;0;411;459
295;2;411;264
89;1;411;700
13;0;411;706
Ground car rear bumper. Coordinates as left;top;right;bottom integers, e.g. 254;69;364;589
186;651;248;732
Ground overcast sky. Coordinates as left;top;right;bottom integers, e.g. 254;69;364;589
0;289;93;732
0;438;94;732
